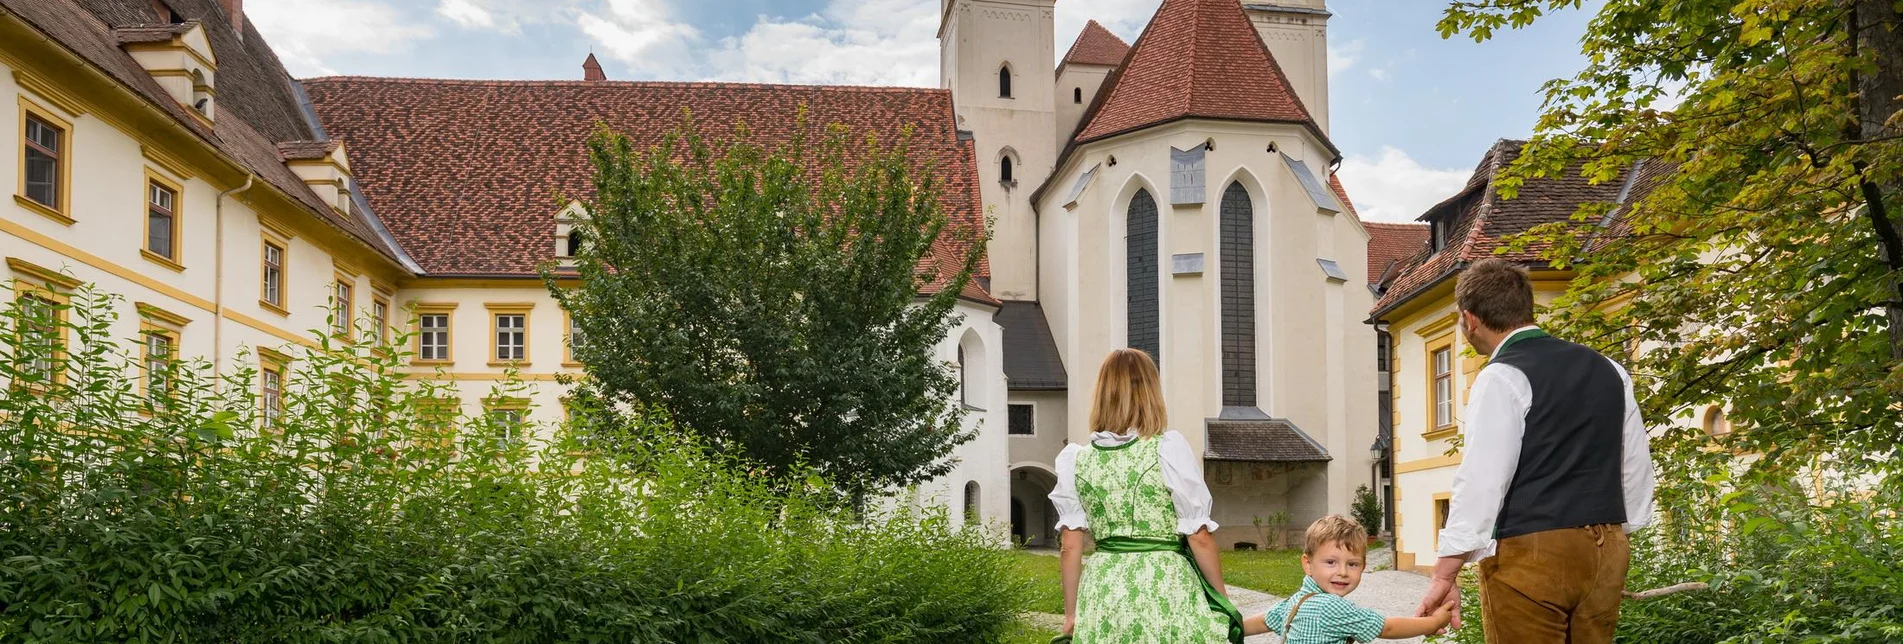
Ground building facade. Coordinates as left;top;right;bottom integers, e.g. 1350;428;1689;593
4;0;1382;546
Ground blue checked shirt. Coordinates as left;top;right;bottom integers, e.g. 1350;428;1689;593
1260;577;1388;644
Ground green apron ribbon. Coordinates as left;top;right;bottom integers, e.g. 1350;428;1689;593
1094;535;1245;644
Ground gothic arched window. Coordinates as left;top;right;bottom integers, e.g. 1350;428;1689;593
1220;182;1256;407
1127;189;1160;367
999;65;1013;98
1001;155;1014;184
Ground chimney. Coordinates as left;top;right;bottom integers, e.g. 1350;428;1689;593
220;0;243;37
582;53;606;81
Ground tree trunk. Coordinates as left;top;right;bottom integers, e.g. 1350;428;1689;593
1857;0;1903;361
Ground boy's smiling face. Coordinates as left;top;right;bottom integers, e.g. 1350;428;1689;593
1301;540;1366;597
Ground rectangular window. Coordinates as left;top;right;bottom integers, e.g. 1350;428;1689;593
261;241;285;309
494;314;525;362
372;297;390;344
1433;347;1453;428
143;330;176;404
17;293;62;383
331;278;353;337
261;365;283;427
566;314;586;363
23;114;62;209
1008;403;1035;436
146;180;178;260
486;400;528;447
418;313;450;361
1433;495;1452;550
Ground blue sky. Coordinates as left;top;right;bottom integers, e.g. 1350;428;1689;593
246;0;1600;222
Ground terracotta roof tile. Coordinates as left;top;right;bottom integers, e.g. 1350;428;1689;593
1074;0;1317;144
1365;222;1429;285
1061;20;1130;68
1371;139;1636;316
302;77;991;300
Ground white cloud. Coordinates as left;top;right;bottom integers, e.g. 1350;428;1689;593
432;0;579;33
1328;38;1363;76
1053;0;1160;57
436;0;497;29
576;0;702;77
246;0;434;76
1369;67;1389;82
1335;147;1472;223
705;0;938;86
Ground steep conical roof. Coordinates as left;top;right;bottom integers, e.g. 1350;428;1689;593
1073;0;1316;143
1061;20;1130;68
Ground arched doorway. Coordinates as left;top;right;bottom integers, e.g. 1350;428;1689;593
1009;464;1060;549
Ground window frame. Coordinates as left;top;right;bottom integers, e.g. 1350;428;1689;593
11;281;70;388
562;309;585;367
259;229;290;315
330;271;355;339
141;169;185;270
134;301;190;410
1423;330;1457;439
257;347;292;430
1007;403;1035;436
483;396;531;447
486;302;534;366
410;302;458;365
370;292;392;347
17;97;74;225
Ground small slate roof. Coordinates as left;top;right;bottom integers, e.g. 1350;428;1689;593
996;302;1066;390
1204;418;1332;462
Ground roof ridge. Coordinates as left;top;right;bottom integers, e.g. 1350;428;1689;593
298;75;951;94
1456;142;1514;262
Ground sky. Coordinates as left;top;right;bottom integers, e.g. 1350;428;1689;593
246;0;1601;223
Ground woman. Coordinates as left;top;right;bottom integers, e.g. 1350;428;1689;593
1050;349;1242;643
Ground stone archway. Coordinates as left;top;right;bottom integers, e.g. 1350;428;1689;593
1009;464;1060;549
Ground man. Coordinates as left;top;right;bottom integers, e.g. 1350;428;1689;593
1414;258;1656;643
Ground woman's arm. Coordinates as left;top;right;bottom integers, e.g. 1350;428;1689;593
1059;528;1089;634
1185;527;1229;600
1380;601;1454;638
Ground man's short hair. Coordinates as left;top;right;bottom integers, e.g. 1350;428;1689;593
1304;514;1368;556
1456;258;1536;331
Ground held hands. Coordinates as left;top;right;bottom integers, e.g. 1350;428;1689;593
1415;575;1463;635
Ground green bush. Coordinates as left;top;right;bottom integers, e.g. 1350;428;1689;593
1352;484;1383;538
0;284;1025;642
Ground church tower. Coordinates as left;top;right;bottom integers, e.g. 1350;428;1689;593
1243;0;1333;133
939;0;1057;302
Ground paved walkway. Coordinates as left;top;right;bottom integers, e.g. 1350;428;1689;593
1024;546;1435;643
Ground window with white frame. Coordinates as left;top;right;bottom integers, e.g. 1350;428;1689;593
1433;347;1453;428
494;314;525;362
419;313;450;361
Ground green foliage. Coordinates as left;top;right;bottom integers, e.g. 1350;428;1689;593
551;112;988;501
0;284;1025;643
1352;484;1384;537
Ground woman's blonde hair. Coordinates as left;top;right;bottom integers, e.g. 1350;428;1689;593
1088;348;1168;438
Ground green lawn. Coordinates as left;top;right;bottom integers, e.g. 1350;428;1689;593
1002;620;1062;644
1010;548;1308;616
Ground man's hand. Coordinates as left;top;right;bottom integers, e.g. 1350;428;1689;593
1416;574;1463;634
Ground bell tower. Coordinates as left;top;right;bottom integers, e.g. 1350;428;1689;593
1243;0;1332;134
939;0;1056;302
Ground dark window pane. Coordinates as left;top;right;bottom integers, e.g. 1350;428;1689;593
1008;404;1035;435
149;211;174;257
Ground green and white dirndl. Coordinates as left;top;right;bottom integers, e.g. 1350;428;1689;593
1062;433;1241;644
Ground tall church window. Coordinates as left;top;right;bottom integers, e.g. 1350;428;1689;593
1127;189;1160;367
1219;183;1256;407
1073;87;1083;103
1000;156;1014;184
999;65;1012;98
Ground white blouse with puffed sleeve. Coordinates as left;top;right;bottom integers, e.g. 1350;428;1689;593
1048;430;1219;535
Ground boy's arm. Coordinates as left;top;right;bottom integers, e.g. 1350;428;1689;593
1242;613;1269;636
1379;602;1455;639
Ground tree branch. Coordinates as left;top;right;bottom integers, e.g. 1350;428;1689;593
1624;582;1711;601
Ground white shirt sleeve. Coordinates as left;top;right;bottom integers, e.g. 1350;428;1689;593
1158;431;1220;534
1609;358;1657;534
1050;444;1088;531
1437;364;1531;562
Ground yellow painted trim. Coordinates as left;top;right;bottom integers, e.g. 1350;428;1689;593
1;218;216;310
332;258;363;279
12;70;87;117
17;95;74;225
134;301;192;327
1414;312;1458;338
257;214;297;241
137;321;179;401
370;294;393;346
330;272;355;340
223;308;319;349
258;232;288;314
1424;334;1456;433
1422;427;1459;442
120;41;219;73
140;145;196;181
1431;492;1452;552
411;303;457;366
12;280;71;386
401;277;582;289
255;346;294;365
403;372;568;382
6;256;82;289
486;302;534;366
1394;453;1462;474
561;308;583;367
142;168;186;267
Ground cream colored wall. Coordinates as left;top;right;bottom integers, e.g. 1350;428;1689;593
1244;1;1332;134
1207;461;1327;550
1035;119;1373;517
392;285;581;439
921;301;1012;539
941;0;1057;302
1007;390;1069;467
1053;63;1111;150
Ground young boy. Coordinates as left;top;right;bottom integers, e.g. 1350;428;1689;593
1243;515;1455;643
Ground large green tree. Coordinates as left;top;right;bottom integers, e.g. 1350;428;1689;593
548;115;986;500
1438;0;1903;466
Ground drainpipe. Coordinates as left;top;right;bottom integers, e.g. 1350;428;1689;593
213;175;255;375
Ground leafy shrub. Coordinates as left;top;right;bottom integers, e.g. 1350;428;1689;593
0;284;1025;642
1352;484;1383;538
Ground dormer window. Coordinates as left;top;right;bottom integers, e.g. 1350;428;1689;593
564;228;584;258
117;21;217;121
999;65;1012;98
191;69;213;117
1431;219;1448;252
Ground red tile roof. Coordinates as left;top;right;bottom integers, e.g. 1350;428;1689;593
1371;139;1636;317
1073;0;1318;144
1365;222;1429;286
1061;20;1130;68
301;77;992;302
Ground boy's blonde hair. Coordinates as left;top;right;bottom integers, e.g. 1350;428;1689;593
1087;349;1168;438
1303;514;1369;556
